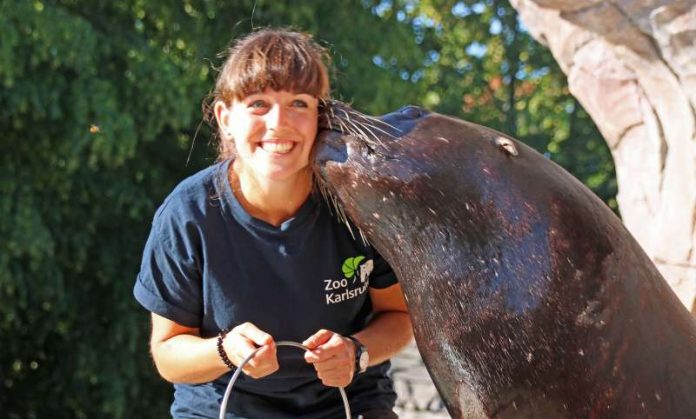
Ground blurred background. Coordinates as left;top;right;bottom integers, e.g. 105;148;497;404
0;0;619;417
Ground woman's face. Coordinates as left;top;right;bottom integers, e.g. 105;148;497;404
216;89;319;182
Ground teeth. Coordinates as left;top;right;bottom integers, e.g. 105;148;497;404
260;142;294;154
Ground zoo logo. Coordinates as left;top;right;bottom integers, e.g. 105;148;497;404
323;256;373;305
343;255;374;284
342;256;365;282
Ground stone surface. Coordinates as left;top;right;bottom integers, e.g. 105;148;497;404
509;0;696;311
391;342;450;418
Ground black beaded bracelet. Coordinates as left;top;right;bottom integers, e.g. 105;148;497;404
216;330;236;371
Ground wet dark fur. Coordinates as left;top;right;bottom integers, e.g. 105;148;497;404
312;101;696;419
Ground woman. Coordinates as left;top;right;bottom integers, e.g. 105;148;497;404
133;28;413;418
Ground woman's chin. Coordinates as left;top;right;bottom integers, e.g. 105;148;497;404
253;165;311;184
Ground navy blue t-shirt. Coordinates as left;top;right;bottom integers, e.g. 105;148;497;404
133;160;398;419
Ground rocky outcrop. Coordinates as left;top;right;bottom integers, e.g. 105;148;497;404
509;0;696;311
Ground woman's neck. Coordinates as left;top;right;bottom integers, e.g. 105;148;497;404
229;160;313;227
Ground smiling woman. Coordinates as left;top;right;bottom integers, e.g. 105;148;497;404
132;28;413;419
210;29;330;162
216;89;319;188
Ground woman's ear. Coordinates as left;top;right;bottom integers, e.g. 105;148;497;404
214;100;232;138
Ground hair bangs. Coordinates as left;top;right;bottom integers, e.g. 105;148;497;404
219;31;329;103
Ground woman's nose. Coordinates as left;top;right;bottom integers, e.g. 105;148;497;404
266;104;289;131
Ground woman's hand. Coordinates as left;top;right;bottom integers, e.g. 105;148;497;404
302;329;356;387
224;322;279;379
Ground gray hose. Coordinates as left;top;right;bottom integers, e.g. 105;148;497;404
218;340;354;419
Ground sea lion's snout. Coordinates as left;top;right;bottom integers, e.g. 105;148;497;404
315;130;348;165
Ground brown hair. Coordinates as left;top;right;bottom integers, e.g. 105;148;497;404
206;28;331;160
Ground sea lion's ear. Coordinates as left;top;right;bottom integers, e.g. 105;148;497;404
494;136;518;157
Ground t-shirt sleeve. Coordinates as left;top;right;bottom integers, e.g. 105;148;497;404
369;248;398;289
133;202;202;328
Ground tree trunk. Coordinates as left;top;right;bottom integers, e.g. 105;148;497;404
508;0;696;312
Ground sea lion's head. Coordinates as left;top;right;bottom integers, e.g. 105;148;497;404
312;100;523;246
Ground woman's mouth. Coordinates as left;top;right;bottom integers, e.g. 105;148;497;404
259;141;295;154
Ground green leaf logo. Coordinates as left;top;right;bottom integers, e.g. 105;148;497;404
342;256;365;279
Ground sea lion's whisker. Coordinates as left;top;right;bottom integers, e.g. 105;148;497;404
329;192;348;227
325;104;338;132
360;125;385;147
358;228;370;246
347;120;390;150
338;108;379;140
325;113;333;131
317;183;331;210
329;104;337;121
337;120;351;137
339;108;353;124
359;114;400;132
354;121;394;141
344;118;383;148
337;205;353;238
337;106;398;138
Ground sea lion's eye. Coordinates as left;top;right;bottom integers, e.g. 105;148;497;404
400;106;423;119
494;137;519;157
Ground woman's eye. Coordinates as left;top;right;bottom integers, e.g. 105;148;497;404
248;99;268;109
292;99;308;108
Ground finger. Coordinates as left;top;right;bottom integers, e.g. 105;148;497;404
226;334;259;366
244;361;278;379
318;367;352;381
244;360;279;378
225;331;277;377
322;378;352;388
318;371;353;388
312;356;352;374
315;363;352;383
305;334;352;363
244;345;279;378
308;341;352;368
305;345;340;363
235;322;274;346
302;329;334;349
245;341;276;369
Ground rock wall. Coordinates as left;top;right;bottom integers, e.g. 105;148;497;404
509;0;696;311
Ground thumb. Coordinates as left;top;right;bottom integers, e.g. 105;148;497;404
302;329;334;350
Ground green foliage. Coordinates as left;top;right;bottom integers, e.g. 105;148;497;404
1;1;205;417
0;0;617;417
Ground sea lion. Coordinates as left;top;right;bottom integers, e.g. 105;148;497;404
312;102;696;418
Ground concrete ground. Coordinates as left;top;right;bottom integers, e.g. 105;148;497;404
390;342;450;418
